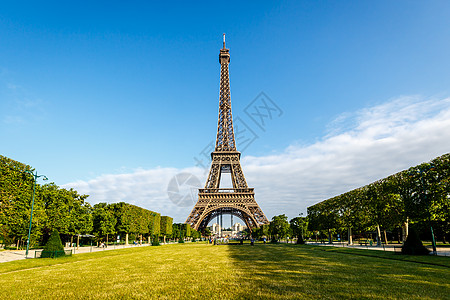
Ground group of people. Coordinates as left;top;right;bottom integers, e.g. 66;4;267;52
97;240;141;248
210;237;229;245
209;237;267;245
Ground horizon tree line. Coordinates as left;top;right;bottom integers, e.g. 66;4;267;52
307;153;450;244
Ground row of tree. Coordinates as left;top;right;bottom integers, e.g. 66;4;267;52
0;155;177;249
92;203;206;244
250;214;308;243
92;202;164;245
307;153;450;244
172;223;201;241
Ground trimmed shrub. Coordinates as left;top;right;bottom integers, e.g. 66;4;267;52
401;228;430;255
41;229;65;258
44;229;64;251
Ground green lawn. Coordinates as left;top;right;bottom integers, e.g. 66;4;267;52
0;243;449;299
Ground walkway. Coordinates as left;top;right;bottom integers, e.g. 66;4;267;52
0;243;154;263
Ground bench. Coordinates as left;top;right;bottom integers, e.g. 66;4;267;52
358;240;373;246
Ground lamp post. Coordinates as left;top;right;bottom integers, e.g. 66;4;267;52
24;170;48;258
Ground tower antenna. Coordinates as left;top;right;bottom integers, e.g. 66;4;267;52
223;33;226;49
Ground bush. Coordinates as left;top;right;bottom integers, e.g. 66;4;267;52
44;229;64;251
401;228;430;255
41;229;65;258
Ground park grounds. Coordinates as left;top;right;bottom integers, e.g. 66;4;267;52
1;240;449;263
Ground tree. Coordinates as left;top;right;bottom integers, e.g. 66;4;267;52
191;229;201;241
202;227;211;237
41;184;76;236
149;213;161;238
269;214;290;242
308;200;338;243
290;216;307;244
375;177;404;244
428;154;450;243
364;183;385;246
251;227;262;239
70;202;93;241
182;224;191;239
93;203;116;244
160;216;173;243
252;225;269;240
0;157;46;249
110;202;159;244
0;155;175;249
306;153;450;245
339;188;369;245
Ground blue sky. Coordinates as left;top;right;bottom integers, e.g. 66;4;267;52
2;1;450;224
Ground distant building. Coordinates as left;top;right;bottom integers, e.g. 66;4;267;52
232;223;245;233
208;222;247;237
208;223;221;235
230;223;247;237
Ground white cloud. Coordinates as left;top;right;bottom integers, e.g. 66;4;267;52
63;166;206;223
63;95;450;223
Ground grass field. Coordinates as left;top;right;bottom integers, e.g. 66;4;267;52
0;243;449;299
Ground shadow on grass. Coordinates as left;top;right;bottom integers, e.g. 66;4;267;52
310;245;450;268
227;243;450;299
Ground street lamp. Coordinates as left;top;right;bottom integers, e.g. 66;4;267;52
24;170;48;258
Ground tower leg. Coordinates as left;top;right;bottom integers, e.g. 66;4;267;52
231;214;233;229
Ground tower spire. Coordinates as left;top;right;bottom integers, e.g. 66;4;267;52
216;34;234;151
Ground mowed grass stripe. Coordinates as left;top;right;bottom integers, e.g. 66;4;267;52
305;244;450;268
228;244;450;299
0;244;242;299
1;243;449;299
0;246;155;274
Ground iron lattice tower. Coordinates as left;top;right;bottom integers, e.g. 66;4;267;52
186;35;269;231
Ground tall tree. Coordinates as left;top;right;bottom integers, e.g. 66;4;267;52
269;214;290;242
160;216;173;243
290;216;307;244
93;203;116;244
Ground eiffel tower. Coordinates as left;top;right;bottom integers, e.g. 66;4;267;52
186;35;269;231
